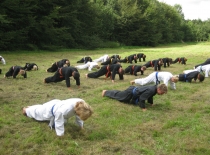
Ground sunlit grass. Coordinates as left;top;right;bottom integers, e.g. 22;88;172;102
0;42;210;154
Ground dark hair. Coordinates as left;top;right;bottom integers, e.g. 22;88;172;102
199;73;205;82
74;72;80;78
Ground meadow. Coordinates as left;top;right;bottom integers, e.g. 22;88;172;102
0;42;210;155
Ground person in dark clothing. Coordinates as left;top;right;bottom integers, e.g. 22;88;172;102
102;84;167;111
143;59;163;71
85;64;124;83
124;65;146;76
44;67;80;89
77;56;92;64
177;71;205;82
110;55;121;60
23;63;38;71
128;54;137;64
162;58;173;68
173;57;187;65
137;53;146;62
194;58;210;68
4;66;27;78
101;58;119;65
118;57;128;63
46;59;70;73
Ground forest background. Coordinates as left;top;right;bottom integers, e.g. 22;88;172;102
1;0;210;51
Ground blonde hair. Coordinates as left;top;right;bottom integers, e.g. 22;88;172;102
157;84;168;93
172;76;179;83
19;70;26;76
74;101;93;121
32;65;38;71
142;66;146;70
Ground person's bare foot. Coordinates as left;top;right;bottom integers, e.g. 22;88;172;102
22;107;27;116
102;90;106;97
85;74;88;78
130;81;135;85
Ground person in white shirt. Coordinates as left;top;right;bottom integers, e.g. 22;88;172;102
75;61;100;71
183;64;210;77
22;98;93;136
0;56;6;65
130;71;178;90
93;54;109;63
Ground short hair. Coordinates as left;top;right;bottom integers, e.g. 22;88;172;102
142;66;146;70
199;73;205;82
172;76;179;83
157;84;168;94
66;61;70;66
33;65;38;71
19;70;26;76
74;101;93;121
73;72;80;78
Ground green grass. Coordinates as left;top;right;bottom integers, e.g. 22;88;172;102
0;42;210;154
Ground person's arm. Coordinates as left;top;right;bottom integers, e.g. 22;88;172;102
75;115;84;129
13;68;19;78
54;112;65;136
74;77;80;87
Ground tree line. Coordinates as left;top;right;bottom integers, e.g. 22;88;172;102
1;0;210;51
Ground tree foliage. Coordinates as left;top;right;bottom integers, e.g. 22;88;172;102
0;0;210;51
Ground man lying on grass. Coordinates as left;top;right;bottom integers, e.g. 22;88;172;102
22;98;93;136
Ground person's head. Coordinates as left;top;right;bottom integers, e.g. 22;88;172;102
134;54;137;59
158;59;163;66
184;58;188;62
169;58;173;64
66;60;70;67
171;76;179;83
118;67;124;80
74;101;93;121
198;72;205;82
157;84;168;95
19;69;26;76
0;56;2;61
32;65;38;71
143;54;146;58
141;66;146;71
73;71;80;78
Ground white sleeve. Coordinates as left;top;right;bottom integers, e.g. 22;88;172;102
54;112;65;136
75;115;84;128
170;81;176;90
1;58;6;65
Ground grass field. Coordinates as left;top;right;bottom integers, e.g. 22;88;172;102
0;42;210;155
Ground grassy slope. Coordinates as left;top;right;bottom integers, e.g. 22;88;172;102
0;42;210;155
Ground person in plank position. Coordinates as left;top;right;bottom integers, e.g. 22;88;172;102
124;65;146;76
102;84;167;111
4;66;27;78
23;63;38;71
44;66;80;89
85;64;124;83
130;72;178;90
22;98;93;136
46;59;70;73
177;71;205;82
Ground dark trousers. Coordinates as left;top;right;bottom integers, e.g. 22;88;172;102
47;63;58;72
87;67;107;78
104;86;135;103
5;67;14;77
45;71;64;83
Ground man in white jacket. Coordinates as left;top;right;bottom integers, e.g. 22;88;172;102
75;61;100;71
130;71;178;90
0;56;6;65
93;54;109;63
22;98;93;136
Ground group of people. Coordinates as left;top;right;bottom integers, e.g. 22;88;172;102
1;53;209;137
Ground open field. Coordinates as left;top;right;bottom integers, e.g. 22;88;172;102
0;42;210;155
